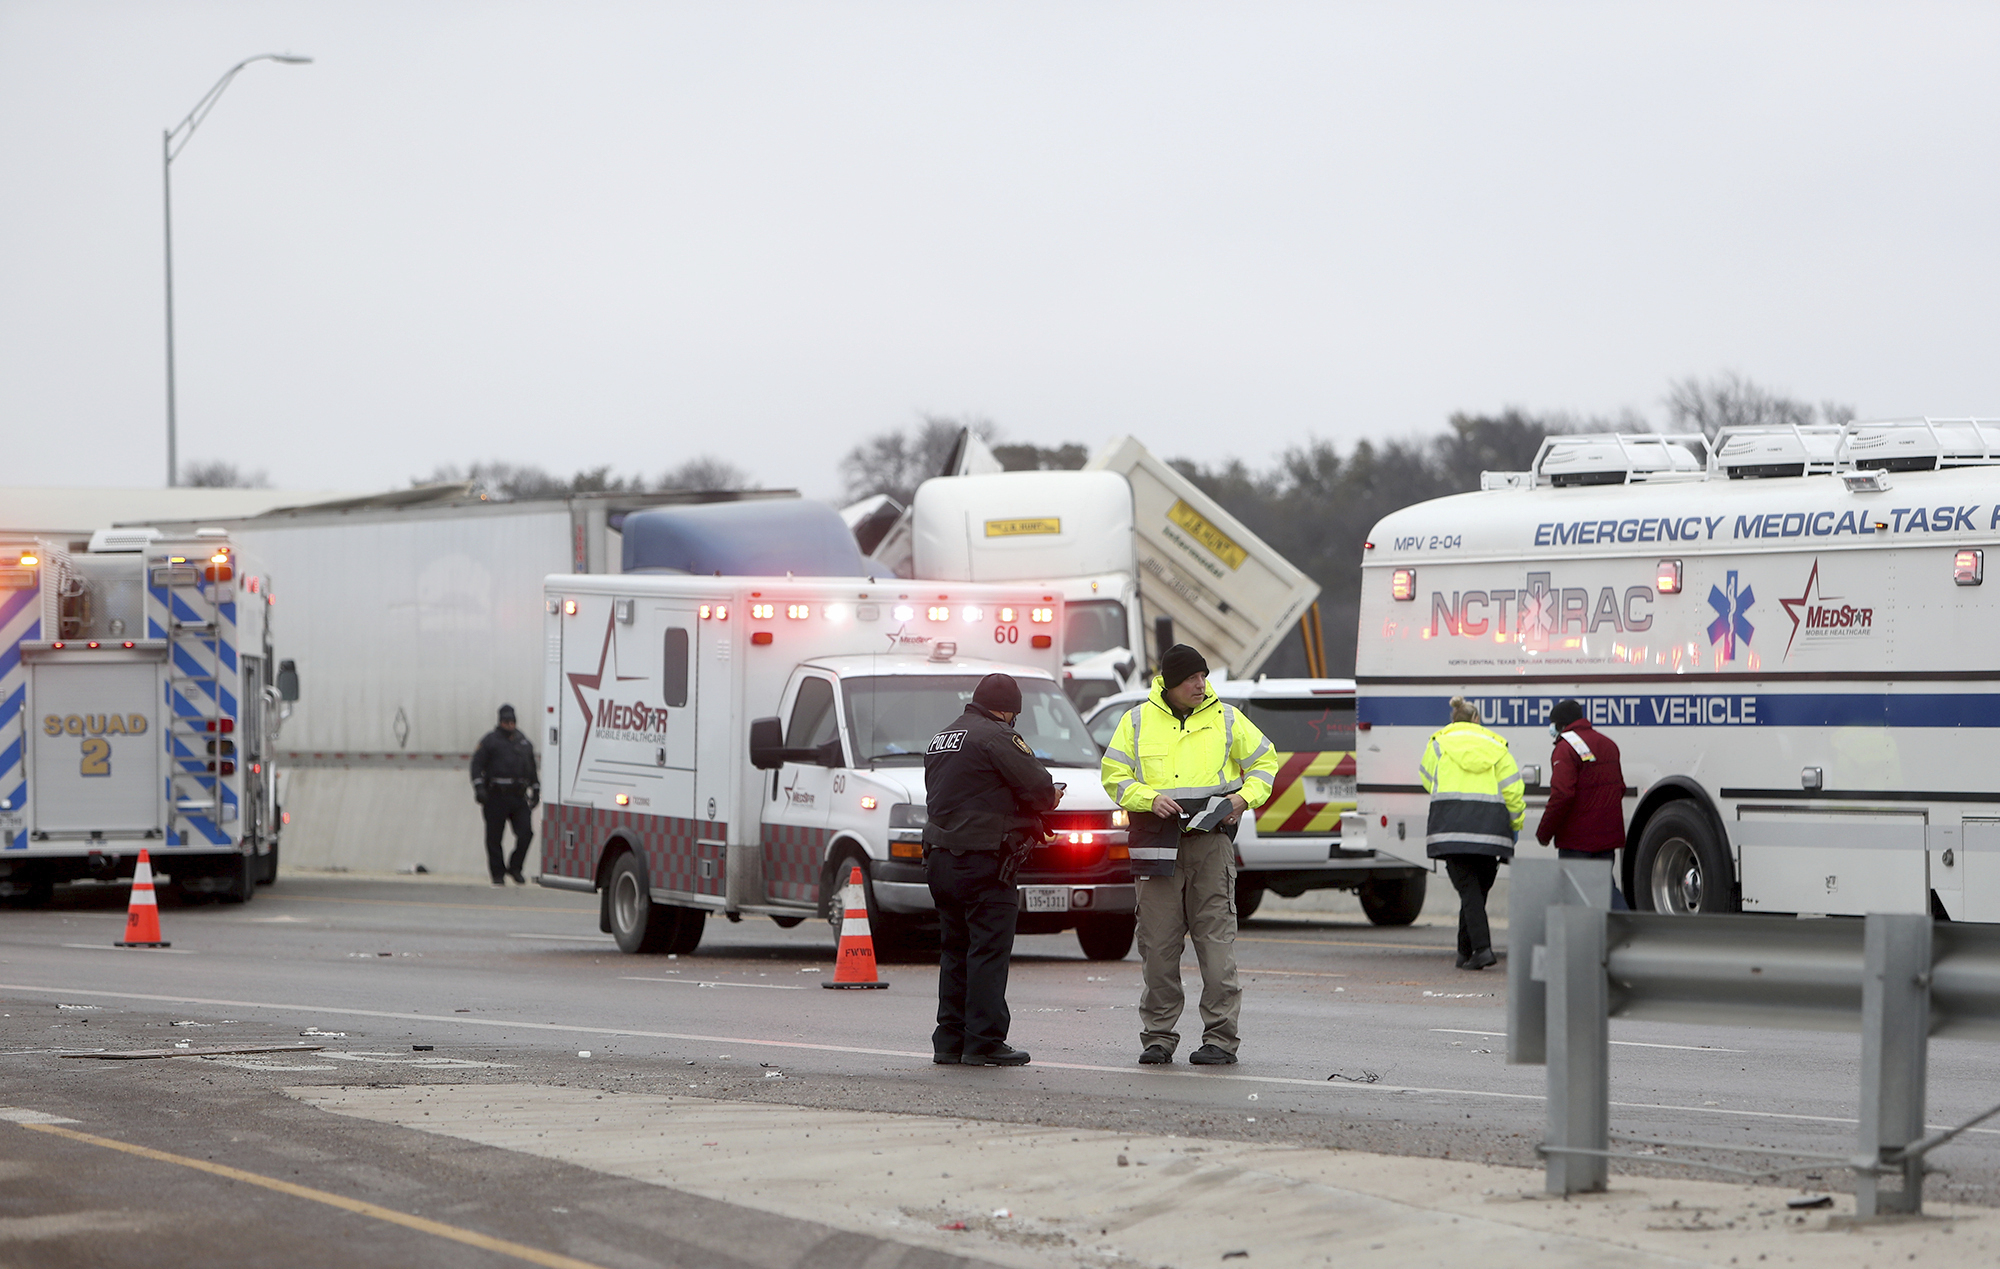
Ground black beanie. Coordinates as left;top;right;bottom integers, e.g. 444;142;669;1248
971;673;1022;715
1550;699;1584;730
498;704;517;723
1160;643;1208;689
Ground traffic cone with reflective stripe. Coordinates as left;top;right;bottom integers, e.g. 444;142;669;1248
115;849;170;948
824;865;887;989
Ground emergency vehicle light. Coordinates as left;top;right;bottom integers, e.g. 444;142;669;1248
616;793;630;806
751;603;775;619
17;552;35;567
86;641;100;648
208;761;235;775
859;795;878;810
563;599;578;615
1031;635;1052;649
893;605;914;621
1956;549;1984;586
751;631;773;645
205;719;234;733
51;641;64;648
786;604;810;619
960;606;982;622
1029;607;1054;623
1390;570;1417;601
699;604;729;620
999;607;1015;622
1656;559;1682;593
926;605;950;621
122;641;134;648
823;603;849;622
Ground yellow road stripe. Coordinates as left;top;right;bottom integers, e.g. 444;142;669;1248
19;1122;608;1269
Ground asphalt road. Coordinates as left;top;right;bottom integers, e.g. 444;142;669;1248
3;875;1996;1267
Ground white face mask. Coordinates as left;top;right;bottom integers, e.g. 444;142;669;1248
1548;722;1561;739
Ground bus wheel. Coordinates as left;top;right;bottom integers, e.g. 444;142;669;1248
607;853;674;953
1358;872;1428;926
1634;803;1734;914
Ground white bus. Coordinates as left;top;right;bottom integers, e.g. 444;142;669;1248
1348;420;2000;922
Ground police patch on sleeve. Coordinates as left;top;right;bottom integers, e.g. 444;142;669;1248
1011;733;1033;755
928;730;967;754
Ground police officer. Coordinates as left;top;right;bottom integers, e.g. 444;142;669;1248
471;704;540;886
923;673;1062;1067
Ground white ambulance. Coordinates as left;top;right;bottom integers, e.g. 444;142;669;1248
1352;421;2000;922
0;529;291;905
535;575;1138;958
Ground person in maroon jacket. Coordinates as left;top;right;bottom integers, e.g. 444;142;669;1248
1534;699;1629;909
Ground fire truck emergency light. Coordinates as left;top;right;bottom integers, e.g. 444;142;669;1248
1656;559;1683;593
1390;569;1417;601
1956;549;1984;586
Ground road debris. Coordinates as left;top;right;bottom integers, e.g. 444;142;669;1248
63;1044;325;1061
1327;1070;1382;1083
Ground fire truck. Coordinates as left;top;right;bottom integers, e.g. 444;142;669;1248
0;528;293;905
1352;420;2000;922
535;574;1138;959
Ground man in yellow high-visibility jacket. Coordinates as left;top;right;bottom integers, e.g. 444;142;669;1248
1100;645;1281;1066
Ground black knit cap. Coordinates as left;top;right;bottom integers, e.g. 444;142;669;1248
498;703;517;723
971;673;1022;715
1160;643;1208;689
1550;699;1584;730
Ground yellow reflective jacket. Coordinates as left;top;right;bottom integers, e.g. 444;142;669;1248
1099;678;1282;876
1417;721;1526;860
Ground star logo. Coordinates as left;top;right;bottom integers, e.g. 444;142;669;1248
565;605;653;783
1706;569;1755;661
1777;559;1836;660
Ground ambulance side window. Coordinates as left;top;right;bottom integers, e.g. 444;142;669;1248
786;677;839;753
662;628;689;708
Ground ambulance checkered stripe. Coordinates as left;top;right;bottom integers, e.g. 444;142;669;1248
541;803;733;899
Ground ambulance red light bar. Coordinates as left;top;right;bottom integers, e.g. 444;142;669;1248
1956;549;1984;586
1390;570;1417;601
205;718;235;733
1656;559;1683;594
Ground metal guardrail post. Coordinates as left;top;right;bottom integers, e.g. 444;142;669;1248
1856;912;1933;1217
1508;858;1612;1065
1544;903;1610;1194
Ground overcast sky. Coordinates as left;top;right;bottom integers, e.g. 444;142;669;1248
4;3;1997;500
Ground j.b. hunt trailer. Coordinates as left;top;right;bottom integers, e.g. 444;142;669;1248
0;529;290;904
536;575;1139;959
1351;420;2000;923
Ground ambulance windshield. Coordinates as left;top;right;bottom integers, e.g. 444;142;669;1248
844;676;1100;768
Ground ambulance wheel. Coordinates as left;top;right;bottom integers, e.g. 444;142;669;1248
1075;914;1135;961
664;906;706;955
1634;802;1736;914
1358;872;1427;926
607;852;675;954
1235;877;1265;919
770;915;805;929
823;850;906;951
2;876;54;909
219;852;257;905
258;843;280;886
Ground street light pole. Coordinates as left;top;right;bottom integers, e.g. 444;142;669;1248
162;52;312;488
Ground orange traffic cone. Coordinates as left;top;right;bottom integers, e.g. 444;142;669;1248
115;849;170;948
824;865;887;989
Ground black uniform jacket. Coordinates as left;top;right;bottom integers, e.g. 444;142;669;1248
471;728;539;795
922;704;1060;852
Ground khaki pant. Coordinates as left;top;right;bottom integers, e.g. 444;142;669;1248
1135;830;1240;1055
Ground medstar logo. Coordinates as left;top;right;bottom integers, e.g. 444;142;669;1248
1706;570;1755;661
883;623;932;652
566;605;661;781
1777;560;1874;659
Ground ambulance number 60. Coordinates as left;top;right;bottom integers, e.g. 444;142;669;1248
992;623;1020;645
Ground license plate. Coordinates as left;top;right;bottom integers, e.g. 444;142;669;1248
1306;775;1356;803
1021;886;1070;912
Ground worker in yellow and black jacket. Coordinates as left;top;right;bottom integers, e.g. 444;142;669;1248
1100;645;1281;1066
1419;696;1527;971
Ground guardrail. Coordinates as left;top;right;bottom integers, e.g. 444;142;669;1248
1507;858;2000;1217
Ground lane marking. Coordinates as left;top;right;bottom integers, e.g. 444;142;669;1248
511;933;613;942
3;981;1992;1138
59;944;196;955
1236;936;1452;952
1431;1028;1747;1054
1240;968;1351;979
15;1121;608;1269
272;895;587;914
623;976;804;991
0;1107;79;1124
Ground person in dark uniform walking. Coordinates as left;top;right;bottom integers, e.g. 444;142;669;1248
471;704;540;886
923;673;1062;1067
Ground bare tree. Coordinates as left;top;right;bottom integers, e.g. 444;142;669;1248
658;455;753;491
839;414;995;505
180;459;269;489
1665;372;1853;439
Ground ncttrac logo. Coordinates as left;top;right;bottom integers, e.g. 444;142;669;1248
1706;570;1754;661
